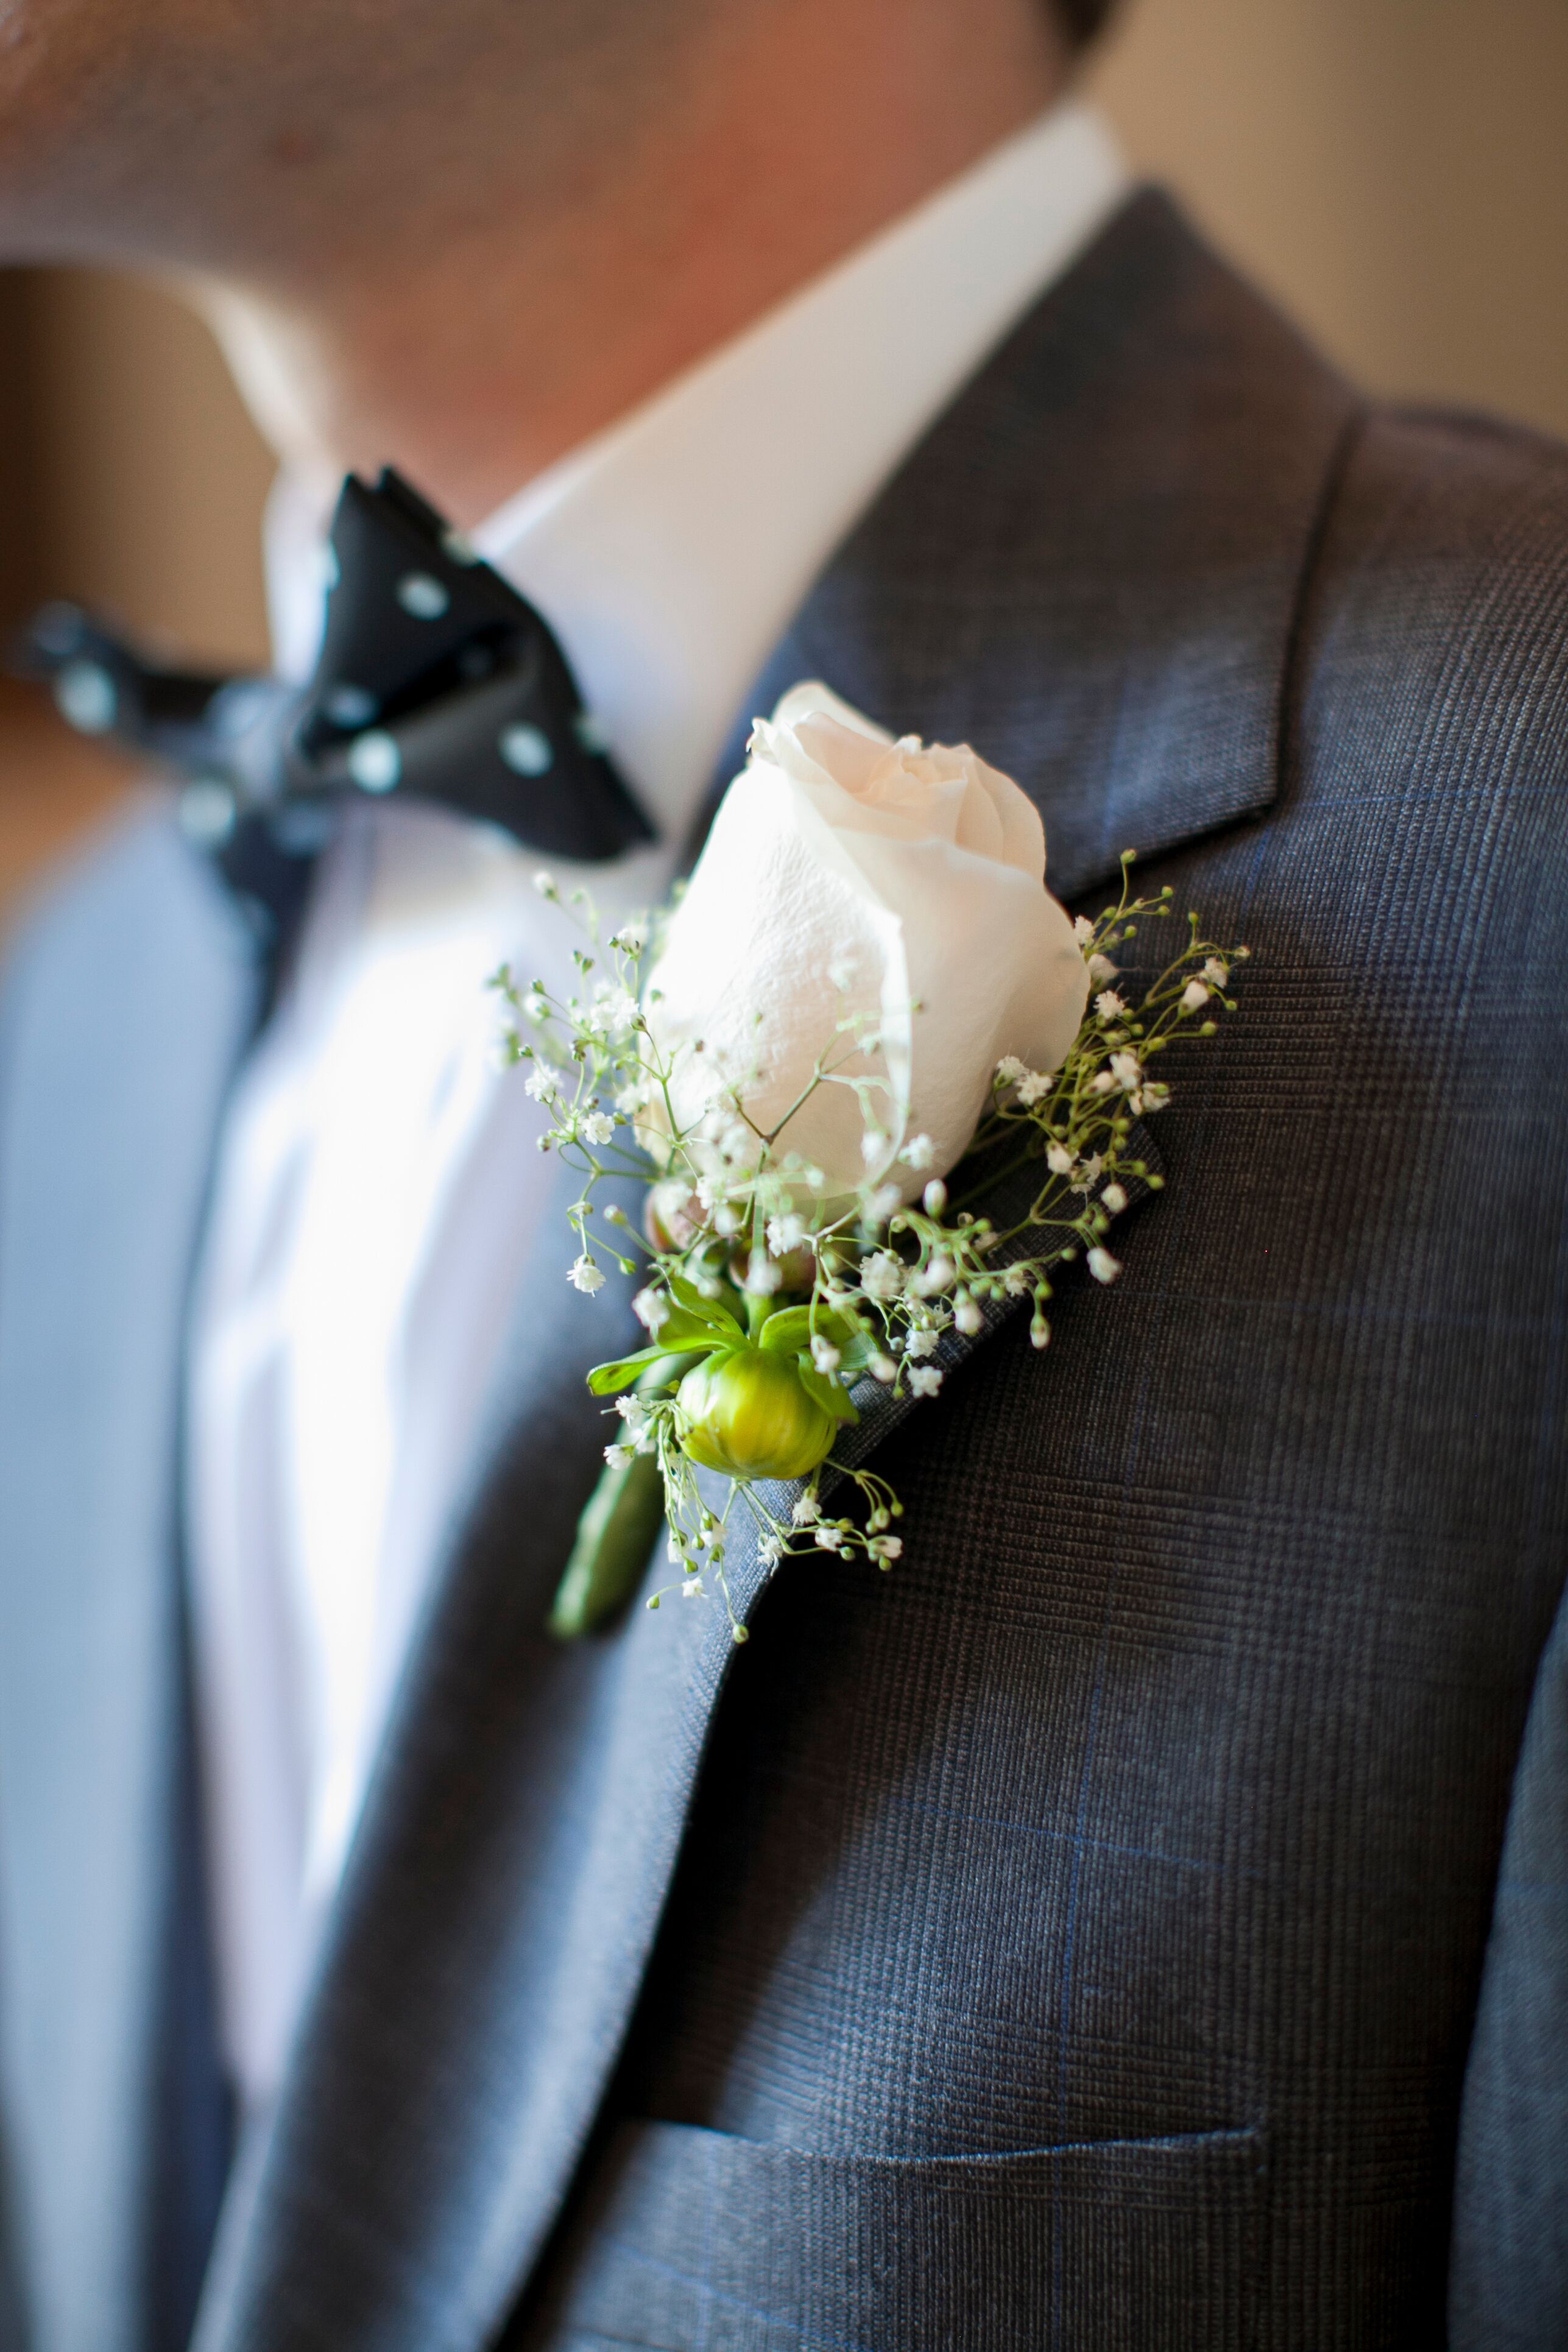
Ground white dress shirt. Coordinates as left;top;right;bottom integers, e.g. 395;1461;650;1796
186;101;1131;2114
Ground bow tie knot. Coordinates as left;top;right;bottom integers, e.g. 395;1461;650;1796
15;467;654;936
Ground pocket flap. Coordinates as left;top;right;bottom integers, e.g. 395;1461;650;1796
527;2117;1267;2351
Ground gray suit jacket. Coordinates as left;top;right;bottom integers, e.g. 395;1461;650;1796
1;191;1566;2352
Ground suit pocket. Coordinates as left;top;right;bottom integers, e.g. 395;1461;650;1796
528;2116;1267;2352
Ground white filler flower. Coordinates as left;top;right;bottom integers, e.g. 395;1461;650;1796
638;682;1087;1202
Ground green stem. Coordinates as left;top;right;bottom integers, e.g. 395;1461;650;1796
548;1451;666;1639
548;1353;701;1639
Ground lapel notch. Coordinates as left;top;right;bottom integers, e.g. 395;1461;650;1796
728;189;1361;904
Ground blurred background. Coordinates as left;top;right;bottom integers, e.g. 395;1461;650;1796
0;0;1564;917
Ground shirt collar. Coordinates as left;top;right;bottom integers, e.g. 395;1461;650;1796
266;101;1130;858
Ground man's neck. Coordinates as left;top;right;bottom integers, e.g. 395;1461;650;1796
195;0;1071;524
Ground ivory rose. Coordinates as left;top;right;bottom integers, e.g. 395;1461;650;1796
639;682;1088;1201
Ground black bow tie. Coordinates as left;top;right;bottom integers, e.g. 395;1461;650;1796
15;467;654;937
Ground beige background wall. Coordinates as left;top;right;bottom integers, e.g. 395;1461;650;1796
1;0;1565;860
1095;0;1568;440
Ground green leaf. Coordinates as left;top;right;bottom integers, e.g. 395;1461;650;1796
797;1361;860;1427
586;1336;724;1395
836;1327;881;1380
549;1450;667;1638
757;1304;858;1358
760;1303;879;1384
665;1308;743;1352
666;1275;747;1342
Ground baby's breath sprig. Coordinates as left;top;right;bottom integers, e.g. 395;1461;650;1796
501;852;1246;1641
489;871;663;1291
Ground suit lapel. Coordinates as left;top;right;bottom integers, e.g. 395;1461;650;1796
192;1221;747;2350
0;814;259;2352
198;193;1360;2352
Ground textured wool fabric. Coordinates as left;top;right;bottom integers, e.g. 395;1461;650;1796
1450;1597;1568;2343
521;205;1568;2348
0;826;253;2352
529;2121;1265;2350
1;191;1566;2352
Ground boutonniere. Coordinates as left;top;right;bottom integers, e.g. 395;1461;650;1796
493;683;1246;1640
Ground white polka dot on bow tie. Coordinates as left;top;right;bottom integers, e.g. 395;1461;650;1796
55;659;117;735
500;724;554;777
179;779;238;847
397;572;451;621
348;731;402;792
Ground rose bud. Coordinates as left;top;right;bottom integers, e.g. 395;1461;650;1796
676;1349;838;1481
638;680;1087;1209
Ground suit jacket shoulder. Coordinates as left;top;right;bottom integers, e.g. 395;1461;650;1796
1295;398;1568;827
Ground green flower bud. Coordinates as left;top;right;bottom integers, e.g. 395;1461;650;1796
676;1347;838;1481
